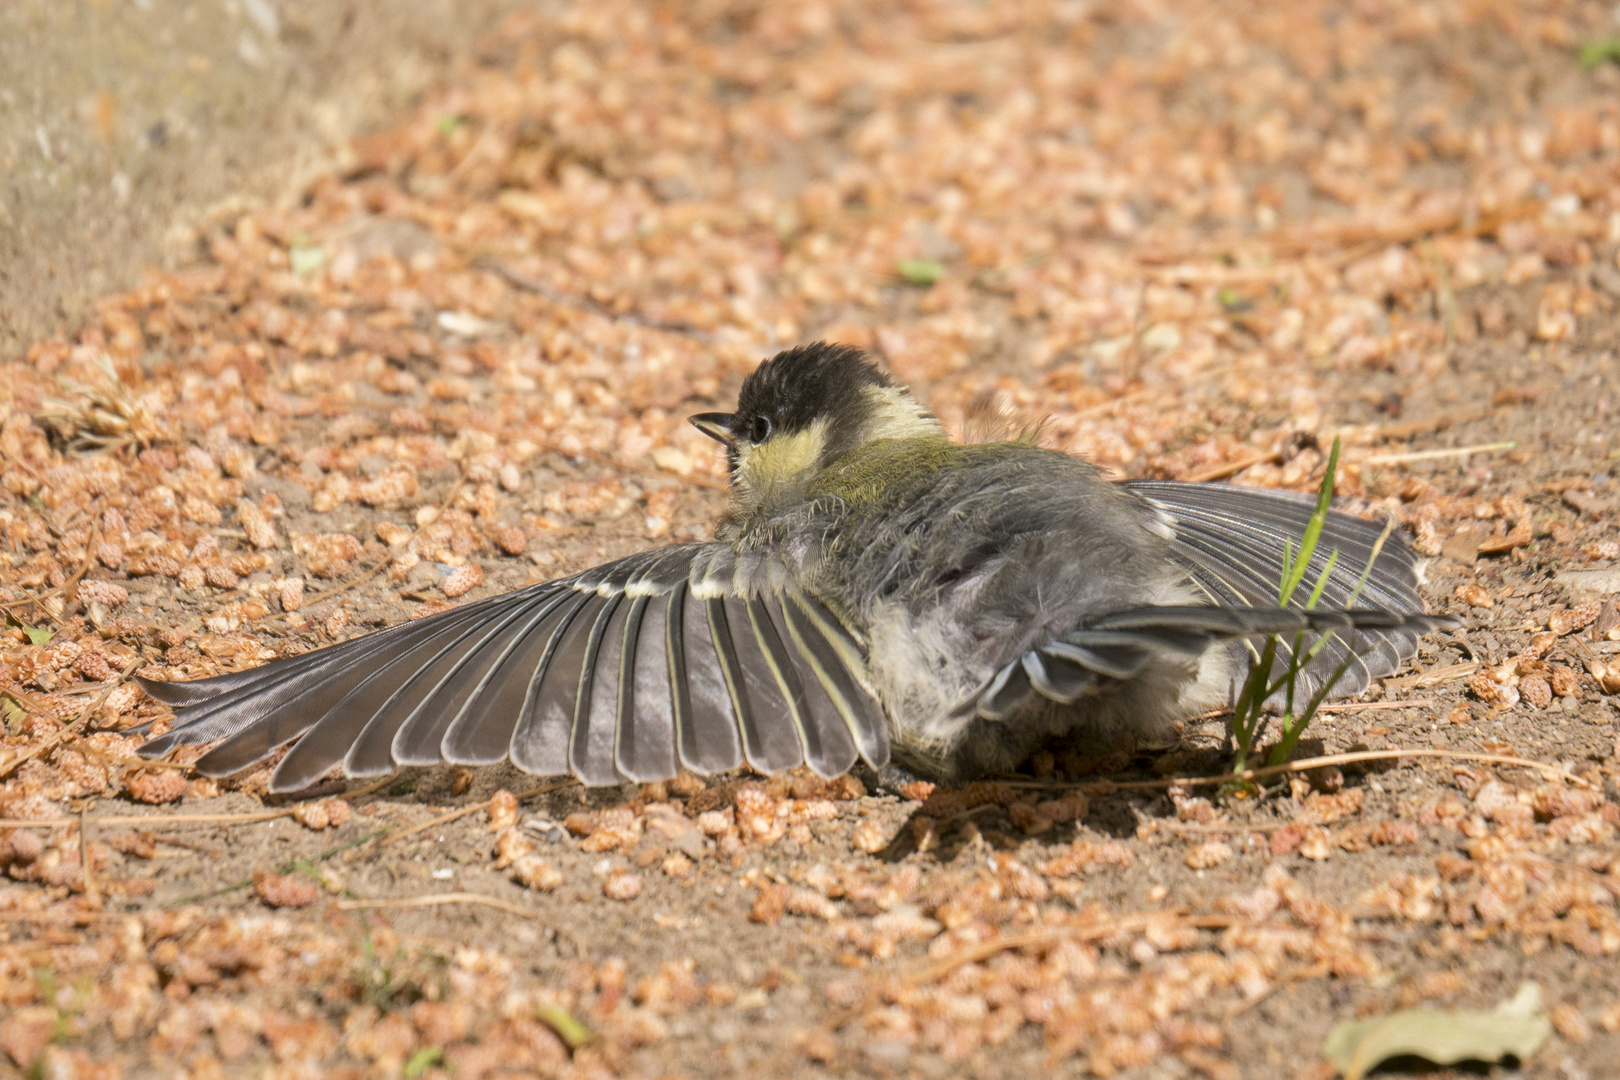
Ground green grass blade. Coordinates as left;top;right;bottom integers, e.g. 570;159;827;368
1346;516;1397;609
1278;437;1340;607
1236;437;1354;775
1306;549;1341;610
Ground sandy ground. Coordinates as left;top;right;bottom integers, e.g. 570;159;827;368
0;0;529;358
3;2;1620;1078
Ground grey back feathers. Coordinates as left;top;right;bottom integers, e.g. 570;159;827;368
138;343;1449;791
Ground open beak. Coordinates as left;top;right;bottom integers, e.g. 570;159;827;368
689;412;735;445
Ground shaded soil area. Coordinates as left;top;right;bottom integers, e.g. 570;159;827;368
2;2;1620;1079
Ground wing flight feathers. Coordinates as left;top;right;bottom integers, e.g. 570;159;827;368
138;544;888;790
438;590;580;765
571;595;630;786
668;583;747;774
1124;480;1430;698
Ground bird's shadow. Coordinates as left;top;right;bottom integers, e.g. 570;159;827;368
870;740;1331;864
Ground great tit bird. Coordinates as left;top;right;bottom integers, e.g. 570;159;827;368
137;342;1448;792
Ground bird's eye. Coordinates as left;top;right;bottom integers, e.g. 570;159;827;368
749;415;772;443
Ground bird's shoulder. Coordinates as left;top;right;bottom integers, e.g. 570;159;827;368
808;436;1082;508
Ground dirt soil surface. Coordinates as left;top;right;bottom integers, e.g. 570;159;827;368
0;0;531;357
4;3;1620;1079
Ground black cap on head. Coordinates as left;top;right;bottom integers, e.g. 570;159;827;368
690;342;889;450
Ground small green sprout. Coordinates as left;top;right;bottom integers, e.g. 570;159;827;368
1579;36;1620;70
896;258;943;286
403;1046;444;1078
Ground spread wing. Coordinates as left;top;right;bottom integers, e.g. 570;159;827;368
1124;480;1429;698
952;481;1450;722
136;543;889;793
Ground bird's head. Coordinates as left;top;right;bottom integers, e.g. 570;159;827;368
690;342;941;529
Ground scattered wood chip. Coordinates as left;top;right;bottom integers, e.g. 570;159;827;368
253;868;320;908
1563;490;1612;516
1556;570;1620;596
1477;522;1532;556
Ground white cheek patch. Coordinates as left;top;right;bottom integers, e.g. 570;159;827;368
859;386;945;442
